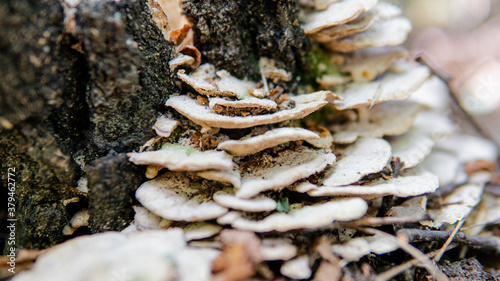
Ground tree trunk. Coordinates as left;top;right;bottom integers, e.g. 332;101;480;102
0;0;177;250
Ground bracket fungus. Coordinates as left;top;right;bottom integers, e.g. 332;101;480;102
237;149;336;199
422;172;492;228
320;137;392;186
331;101;424;143
260;238;298;261
13;230;219;281
280;255;313;280
166;94;332;130
152;115;179;138
135;172;229;222
217;127;320;156
128;143;233;171
312;1;402;43
302;0;378;34
332;62;431;110
324;17;412;52
309;169;440;198
228;198;368;233
213;192;278;212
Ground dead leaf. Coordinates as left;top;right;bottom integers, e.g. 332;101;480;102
71;42;84;54
212;230;262;281
176;43;202;69
0;248;47;266
169;24;191;46
212;244;255;281
465;159;497;176
313;260;342;281
314;236;341;264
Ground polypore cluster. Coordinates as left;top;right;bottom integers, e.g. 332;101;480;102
14;0;499;280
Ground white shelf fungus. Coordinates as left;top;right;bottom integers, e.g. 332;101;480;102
217;127;320;156
341;46;408;83
280;255;312;280
237;149;336;198
135;172;228;221
423;172;491;228
332;62;430;110
183;223;223;241
312;2;402;43
152;115;179;138
230;198;368;232
16;1;500;280
331;101;424;143
260;239;298;261
302;0;378;34
166;94;331;129
12;230;218;281
331;234;398;263
213;192;277;212
309;169;439;198
321;137;392;187
127;144;234;171
325;17;412;52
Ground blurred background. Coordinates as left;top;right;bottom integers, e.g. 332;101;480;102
397;0;500;148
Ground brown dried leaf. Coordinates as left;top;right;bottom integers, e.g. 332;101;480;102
176;43;202;69
169;24;191;46
212;230;262;281
464;159;497;176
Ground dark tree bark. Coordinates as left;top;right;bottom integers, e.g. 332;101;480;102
0;0;176;251
183;0;311;90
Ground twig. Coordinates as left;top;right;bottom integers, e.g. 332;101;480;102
375;245;456;281
259;60;270;96
461;218;500;231
361;228;449;281
434;219;465;262
396;228;500;253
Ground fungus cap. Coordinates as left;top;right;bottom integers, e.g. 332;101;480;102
218;127;319;156
135;172;228;222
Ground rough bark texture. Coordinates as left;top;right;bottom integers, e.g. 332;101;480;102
77;0;176;155
438;258;496;281
0;0;84;251
86;154;142;233
0;0;175;251
183;0;311;89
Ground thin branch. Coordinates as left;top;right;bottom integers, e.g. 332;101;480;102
259;60;270;96
396;228;500;254
461;218;500;231
434;219;465;262
361;228;449;281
